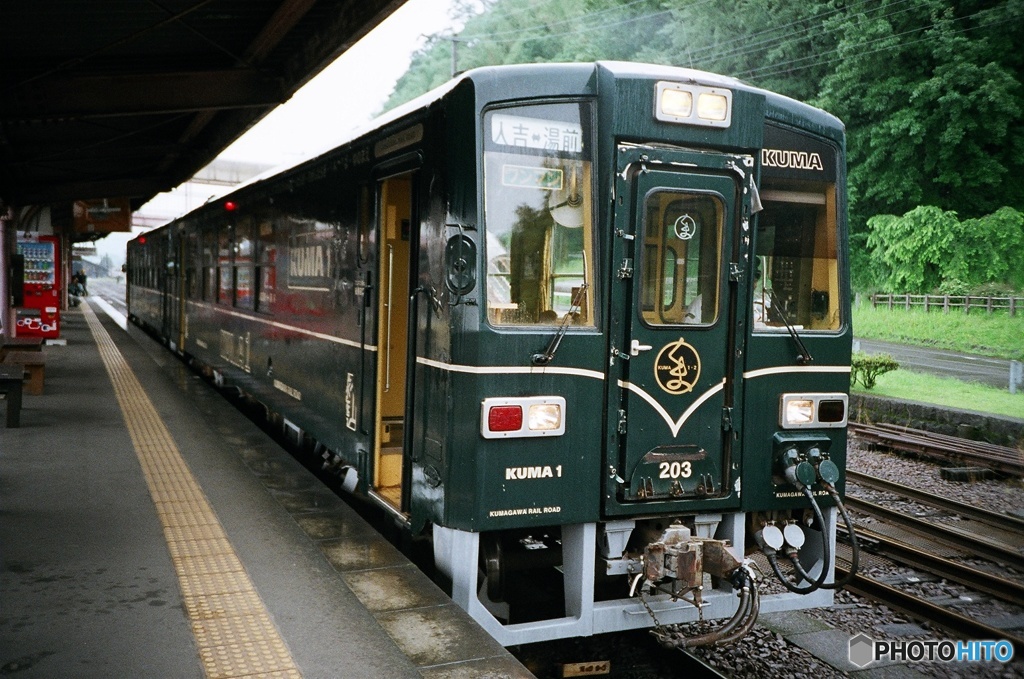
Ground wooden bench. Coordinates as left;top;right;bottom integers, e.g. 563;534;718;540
0;364;24;427
0;336;44;361
2;351;45;396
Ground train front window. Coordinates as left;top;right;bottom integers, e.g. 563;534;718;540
754;181;841;332
483;102;595;327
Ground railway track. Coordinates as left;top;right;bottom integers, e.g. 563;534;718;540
834;561;1024;656
841;524;1024;607
846;469;1024;534
845;492;1024;570
839;467;1024;655
849;422;1024;476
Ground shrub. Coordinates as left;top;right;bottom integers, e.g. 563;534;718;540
851;352;899;389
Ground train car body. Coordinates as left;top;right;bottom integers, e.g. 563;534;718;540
128;62;852;646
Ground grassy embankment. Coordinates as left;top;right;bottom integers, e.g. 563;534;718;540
851;304;1024;420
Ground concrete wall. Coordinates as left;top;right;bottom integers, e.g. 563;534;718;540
851;394;1024;450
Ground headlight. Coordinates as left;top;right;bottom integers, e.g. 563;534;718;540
660;88;693;118
784;399;815;426
528;403;562;431
697;92;729;121
779;393;848;429
655;82;732;128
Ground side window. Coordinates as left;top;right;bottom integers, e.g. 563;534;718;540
256;220;276;312
217;224;232;304
639;191;722;326
483;102;595;327
186;232;199;299
202;228;216;301
358;184;373;265
234;219;254;309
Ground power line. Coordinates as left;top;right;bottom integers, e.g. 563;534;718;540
433;0;1006;94
458;0;670;41
739;9;999;80
689;0;920;66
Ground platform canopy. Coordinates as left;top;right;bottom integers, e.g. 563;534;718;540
0;0;404;210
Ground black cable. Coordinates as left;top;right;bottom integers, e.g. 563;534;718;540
817;482;859;589
765;485;831;594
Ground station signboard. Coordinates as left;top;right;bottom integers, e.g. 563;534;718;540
73;198;131;233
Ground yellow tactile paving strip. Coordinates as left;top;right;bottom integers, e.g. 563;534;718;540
82;303;302;679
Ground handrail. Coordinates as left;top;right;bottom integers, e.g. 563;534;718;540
385;244;394;392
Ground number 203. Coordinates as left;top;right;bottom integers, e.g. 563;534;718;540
658;461;692;479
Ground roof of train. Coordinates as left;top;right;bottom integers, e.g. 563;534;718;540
129;60;843;239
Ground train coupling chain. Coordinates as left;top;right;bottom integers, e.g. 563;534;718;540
641;585;712;650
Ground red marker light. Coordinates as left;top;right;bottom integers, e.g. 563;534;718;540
224;200;237;212
139;236;147;244
488;405;523;432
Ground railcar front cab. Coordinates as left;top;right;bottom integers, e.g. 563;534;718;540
433;64;855;647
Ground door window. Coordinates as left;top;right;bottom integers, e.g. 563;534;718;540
639;191;723;326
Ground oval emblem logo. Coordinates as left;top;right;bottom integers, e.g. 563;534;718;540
673;214;697;240
654;338;701;394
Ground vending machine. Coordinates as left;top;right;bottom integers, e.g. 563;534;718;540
15;235;61;339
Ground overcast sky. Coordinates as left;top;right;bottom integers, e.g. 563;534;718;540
98;0;462;267
217;0;462;165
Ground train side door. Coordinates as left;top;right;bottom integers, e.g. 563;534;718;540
172;230;187;351
606;146;750;515
373;172;417;513
161;232;177;342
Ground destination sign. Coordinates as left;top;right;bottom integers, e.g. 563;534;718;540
491;114;583;153
501;164;564;190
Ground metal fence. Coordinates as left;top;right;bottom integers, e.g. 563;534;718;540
871;294;1023;316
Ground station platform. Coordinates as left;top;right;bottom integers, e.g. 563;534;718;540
0;300;532;679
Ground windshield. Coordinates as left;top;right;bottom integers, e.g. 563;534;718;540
754;180;842;332
483;102;595;327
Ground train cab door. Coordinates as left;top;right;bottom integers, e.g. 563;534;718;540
373;172;417;514
606;146;751;515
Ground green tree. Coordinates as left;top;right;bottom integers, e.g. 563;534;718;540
947;207;1024;291
865;205;1024;293
865;206;960;293
816;0;1024;235
636;0;837;103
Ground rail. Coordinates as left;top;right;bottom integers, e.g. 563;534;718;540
841;524;1024;608
849;422;1024;477
835;564;1024;656
839;473;1024;656
843;494;1024;570
845;469;1024;533
870;293;1023;316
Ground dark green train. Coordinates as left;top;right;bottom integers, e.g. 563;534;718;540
127;61;856;646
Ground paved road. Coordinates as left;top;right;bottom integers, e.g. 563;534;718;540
855;338;1016;390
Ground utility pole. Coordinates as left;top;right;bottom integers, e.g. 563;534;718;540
448;37;463;77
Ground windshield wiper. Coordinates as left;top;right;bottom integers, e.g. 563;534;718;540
532;282;589;366
767;289;813;364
